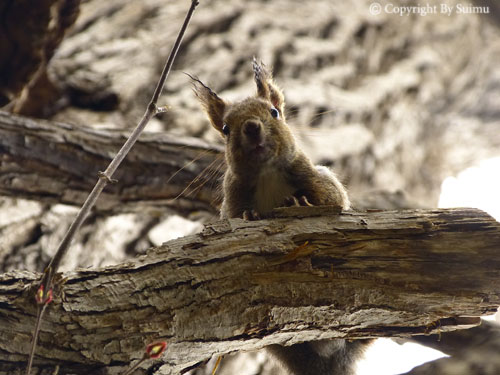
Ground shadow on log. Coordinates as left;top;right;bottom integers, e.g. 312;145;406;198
0;207;499;374
404;320;500;375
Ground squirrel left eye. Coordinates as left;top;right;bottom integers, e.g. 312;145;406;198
222;123;230;135
270;107;280;119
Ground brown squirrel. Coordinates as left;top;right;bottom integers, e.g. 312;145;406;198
191;59;369;375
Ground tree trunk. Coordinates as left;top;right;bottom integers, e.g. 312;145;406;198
0;207;498;374
0;111;223;215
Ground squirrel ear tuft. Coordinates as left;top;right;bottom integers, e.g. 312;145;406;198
252;58;285;115
187;73;226;134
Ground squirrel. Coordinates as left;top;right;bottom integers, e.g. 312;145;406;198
191;58;370;375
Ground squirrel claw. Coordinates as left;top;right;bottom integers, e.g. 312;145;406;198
284;195;313;207
284;196;300;206
298;195;313;206
243;210;261;220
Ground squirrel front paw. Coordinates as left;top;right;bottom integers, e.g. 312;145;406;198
243;210;261;220
284;195;313;207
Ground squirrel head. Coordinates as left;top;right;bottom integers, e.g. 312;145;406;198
191;58;297;175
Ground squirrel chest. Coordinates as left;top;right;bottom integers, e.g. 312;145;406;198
253;166;296;215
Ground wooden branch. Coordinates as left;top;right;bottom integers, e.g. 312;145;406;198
0;208;499;374
0;110;224;215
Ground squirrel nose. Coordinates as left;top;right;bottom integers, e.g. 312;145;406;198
243;121;261;138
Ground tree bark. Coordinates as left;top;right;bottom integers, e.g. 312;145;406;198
0;111;223;216
0;207;499;374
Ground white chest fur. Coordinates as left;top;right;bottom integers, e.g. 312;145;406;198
254;166;296;215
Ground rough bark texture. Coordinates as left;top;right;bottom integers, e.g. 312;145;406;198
0;207;499;375
0;110;223;215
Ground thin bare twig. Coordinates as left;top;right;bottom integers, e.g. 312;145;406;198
25;304;48;374
25;1;200;373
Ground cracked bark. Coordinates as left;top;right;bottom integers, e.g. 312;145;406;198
0;207;499;375
0;111;224;216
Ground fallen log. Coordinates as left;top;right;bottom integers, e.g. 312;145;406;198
0;207;498;374
0;110;224;216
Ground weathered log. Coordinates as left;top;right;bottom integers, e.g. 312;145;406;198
0;207;499;374
0;111;224;216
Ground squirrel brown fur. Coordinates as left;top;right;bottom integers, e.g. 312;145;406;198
191;59;369;375
191;58;349;220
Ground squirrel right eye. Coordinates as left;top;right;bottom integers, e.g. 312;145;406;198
222;123;230;135
270;107;280;119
